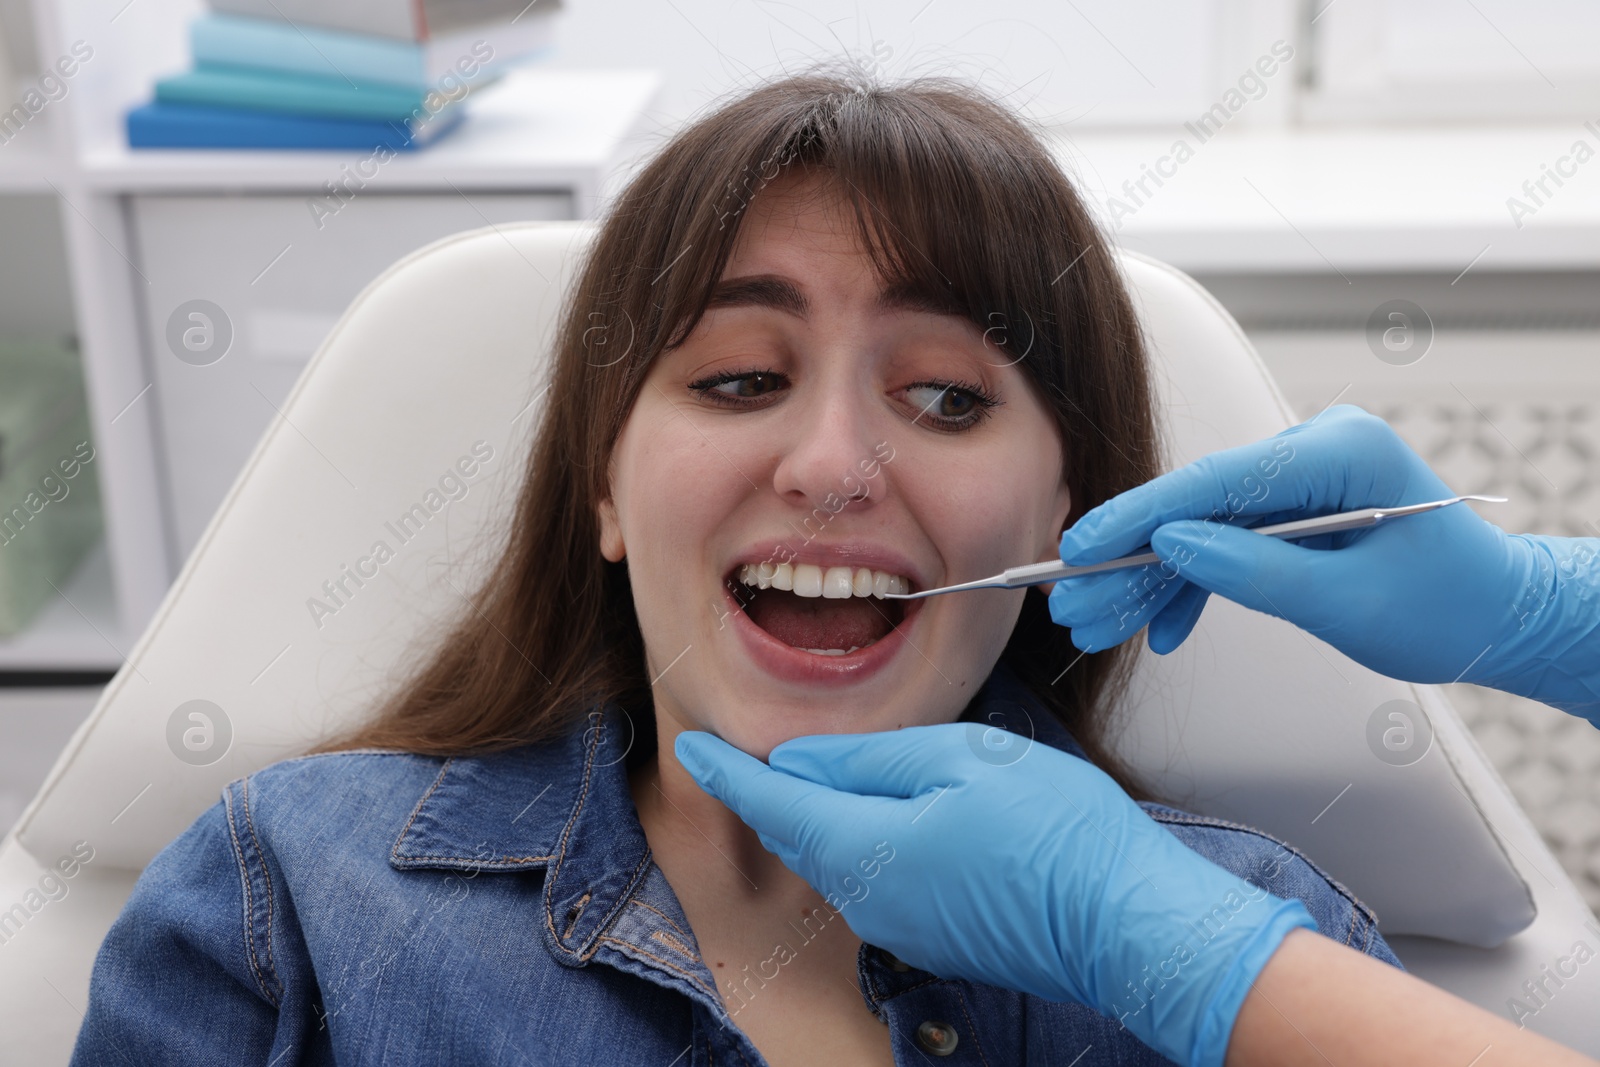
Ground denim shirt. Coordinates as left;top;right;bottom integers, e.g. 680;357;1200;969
73;664;1399;1066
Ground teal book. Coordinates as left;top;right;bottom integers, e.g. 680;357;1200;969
155;65;447;122
191;12;551;92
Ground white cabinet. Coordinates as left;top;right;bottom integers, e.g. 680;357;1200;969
130;192;570;559
0;0;658;671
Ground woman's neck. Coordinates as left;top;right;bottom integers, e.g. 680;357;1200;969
628;714;865;999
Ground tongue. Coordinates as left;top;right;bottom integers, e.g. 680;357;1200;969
746;589;894;650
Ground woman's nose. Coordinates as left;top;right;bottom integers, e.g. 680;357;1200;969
770;380;887;510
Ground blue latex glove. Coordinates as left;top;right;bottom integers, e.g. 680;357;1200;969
676;724;1315;1067
1050;404;1600;723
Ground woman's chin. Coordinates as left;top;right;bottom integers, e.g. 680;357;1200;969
700;713;896;765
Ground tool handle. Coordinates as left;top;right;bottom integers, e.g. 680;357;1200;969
1002;508;1386;588
1250;507;1384;539
1001;552;1161;587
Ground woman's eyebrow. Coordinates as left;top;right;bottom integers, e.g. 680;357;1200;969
705;275;808;316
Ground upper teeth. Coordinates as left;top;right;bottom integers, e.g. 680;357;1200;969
737;562;910;598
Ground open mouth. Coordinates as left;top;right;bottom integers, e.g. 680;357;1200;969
729;562;913;656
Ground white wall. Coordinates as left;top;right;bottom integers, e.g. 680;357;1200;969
540;0;1297;133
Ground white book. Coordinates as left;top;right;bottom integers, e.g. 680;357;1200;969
206;0;561;44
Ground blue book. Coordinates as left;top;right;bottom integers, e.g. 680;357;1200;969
191;12;552;92
125;100;464;150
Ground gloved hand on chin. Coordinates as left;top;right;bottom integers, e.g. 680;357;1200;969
676;723;1315;1067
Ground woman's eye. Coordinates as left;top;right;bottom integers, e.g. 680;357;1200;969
906;384;975;418
717;372;783;399
903;381;999;429
689;369;788;404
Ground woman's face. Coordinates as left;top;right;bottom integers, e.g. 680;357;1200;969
599;177;1073;758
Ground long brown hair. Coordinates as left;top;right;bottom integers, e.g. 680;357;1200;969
308;72;1159;784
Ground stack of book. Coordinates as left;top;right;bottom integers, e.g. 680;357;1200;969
127;0;561;151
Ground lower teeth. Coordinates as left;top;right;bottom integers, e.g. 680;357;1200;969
802;645;862;656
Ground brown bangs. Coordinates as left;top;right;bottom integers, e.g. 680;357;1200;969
614;75;1092;422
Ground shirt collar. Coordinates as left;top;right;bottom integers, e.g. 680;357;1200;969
387;703;658;967
388;711;595;873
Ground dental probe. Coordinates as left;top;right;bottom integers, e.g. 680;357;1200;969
881;495;1509;601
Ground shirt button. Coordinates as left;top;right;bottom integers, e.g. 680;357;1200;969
914;1020;959;1056
878;948;912;973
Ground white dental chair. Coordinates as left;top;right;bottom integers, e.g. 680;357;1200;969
2;222;1596;1062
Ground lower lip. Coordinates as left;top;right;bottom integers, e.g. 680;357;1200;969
723;583;922;689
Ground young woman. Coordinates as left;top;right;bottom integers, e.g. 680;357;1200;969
72;73;1399;1067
